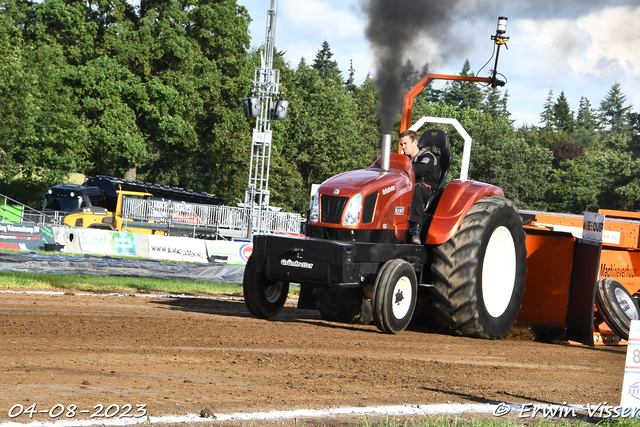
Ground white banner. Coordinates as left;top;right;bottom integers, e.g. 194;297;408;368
205;240;253;265
148;235;208;263
78;229;137;256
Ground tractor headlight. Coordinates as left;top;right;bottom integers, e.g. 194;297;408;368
343;194;362;226
310;191;319;223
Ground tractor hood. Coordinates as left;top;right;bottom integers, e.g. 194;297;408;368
310;154;415;231
318;154;413;198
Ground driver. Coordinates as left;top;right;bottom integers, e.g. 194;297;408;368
399;130;440;245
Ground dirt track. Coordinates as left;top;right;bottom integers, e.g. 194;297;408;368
0;288;628;425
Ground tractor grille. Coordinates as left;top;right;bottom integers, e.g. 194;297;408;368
321;195;348;224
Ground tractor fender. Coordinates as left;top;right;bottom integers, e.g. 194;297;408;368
425;179;505;245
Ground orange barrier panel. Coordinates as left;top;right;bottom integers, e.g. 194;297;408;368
517;227;576;328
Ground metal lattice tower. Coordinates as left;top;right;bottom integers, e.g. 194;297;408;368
244;0;281;237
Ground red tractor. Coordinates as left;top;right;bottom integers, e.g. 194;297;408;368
243;20;526;339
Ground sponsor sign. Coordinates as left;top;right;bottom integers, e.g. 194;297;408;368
0;222;54;251
79;229;137;256
535;223;620;245
583;212;605;242
621;320;640;409
0;204;23;223
149;235;207;263
205;240;253;265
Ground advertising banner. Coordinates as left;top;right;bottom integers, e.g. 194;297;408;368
148;235;208;263
0;203;23;223
0;223;54;251
78;229;137;256
205;240;253;265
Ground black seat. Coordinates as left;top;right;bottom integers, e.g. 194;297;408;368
417;129;451;214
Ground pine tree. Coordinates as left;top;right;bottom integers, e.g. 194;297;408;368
442;59;482;110
297;57;308;71
576;96;597;131
312;40;340;79
400;59;419;92
540;89;555;129
344;59;356;92
553;91;575;132
599;82;631;131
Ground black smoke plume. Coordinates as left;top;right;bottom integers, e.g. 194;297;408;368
361;0;459;133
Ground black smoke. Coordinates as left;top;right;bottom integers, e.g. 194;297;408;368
361;0;461;133
360;0;635;134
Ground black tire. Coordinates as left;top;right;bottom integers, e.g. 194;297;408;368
596;278;640;340
297;283;317;309
243;256;289;319
313;287;373;325
372;259;418;334
430;196;527;339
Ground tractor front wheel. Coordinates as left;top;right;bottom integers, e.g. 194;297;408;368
430;196;527;339
372;259;418;334
243;256;289;319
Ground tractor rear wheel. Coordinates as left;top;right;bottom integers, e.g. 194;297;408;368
372;259;417;334
243;256;289;319
430;196;527;339
314;287;373;325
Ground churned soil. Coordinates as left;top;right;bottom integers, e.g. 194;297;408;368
0;288;627;425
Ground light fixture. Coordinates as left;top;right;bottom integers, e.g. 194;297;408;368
242;93;261;118
496;16;508;35
271;99;289;120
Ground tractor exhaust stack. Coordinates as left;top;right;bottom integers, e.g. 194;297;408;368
381;134;391;171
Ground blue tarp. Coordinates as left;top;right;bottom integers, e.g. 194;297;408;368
0;251;244;283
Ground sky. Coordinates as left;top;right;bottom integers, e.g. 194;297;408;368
237;0;640;128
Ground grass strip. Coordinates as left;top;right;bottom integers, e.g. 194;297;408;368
0;271;300;297
0;271;243;295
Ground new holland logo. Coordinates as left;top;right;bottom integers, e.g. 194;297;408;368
382;185;395;195
281;259;314;269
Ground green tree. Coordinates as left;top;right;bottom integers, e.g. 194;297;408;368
442;59;483;110
546;154;599;214
482;87;510;120
312;40;340;79
599;82;631;132
353;74;382;163
0;0;89;204
539;89;555;129
400;59;419;92
553;91;575;132
344;59;356;93
409;103;552;210
574;96;599;148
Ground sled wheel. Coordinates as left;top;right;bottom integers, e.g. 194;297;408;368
596;278;640;340
431;196;527;339
372;259;418;334
313;287;373;325
243;256;289;319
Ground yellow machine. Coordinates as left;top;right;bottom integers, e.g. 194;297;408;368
63;190;167;235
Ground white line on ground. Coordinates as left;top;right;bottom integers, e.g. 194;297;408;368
0;403;503;426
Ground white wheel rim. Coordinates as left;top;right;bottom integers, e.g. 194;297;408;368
614;288;639;320
391;276;412;320
264;282;283;303
482;226;517;318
